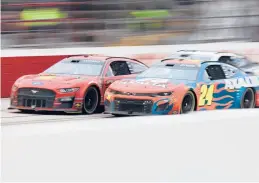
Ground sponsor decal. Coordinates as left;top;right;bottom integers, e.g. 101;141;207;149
74;103;82;108
106;94;112;101
31;90;39;94
179;63;198;67
84;60;102;63
39;75;56;80
225;76;259;89
32;81;44;85
120;78;169;88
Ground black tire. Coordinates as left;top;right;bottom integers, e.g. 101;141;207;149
180;91;196;114
19;109;34;113
240;88;255;108
112;114;125;117
83;86;100;114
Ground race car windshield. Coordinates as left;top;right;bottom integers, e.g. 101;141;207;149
43;59;104;76
137;65;199;81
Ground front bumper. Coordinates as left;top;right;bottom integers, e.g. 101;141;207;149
10;96;84;113
104;96;177;116
104;110;152;116
9;105;82;113
10;87;85;113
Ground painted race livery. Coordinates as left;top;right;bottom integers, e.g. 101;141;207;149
10;55;148;114
104;58;259;116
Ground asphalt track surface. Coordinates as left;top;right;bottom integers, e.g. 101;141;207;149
1;98;114;126
2;107;259;181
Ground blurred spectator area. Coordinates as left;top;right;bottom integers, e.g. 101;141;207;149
1;0;259;49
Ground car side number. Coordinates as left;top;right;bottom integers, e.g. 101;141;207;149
198;84;215;106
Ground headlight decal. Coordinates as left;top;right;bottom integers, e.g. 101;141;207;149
153;99;174;114
11;85;18;92
106;89;173;97
59;88;79;93
151;92;172;97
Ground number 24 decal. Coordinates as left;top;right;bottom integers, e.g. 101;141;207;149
198;84;215;106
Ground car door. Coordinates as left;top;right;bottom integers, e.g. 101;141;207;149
197;64;237;110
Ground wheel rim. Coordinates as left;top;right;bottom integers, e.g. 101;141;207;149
242;89;254;108
84;88;98;113
181;93;194;113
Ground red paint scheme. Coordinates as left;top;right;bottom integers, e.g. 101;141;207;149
9;55;148;113
1;54;156;98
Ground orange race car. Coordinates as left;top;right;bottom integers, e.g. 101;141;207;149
104;58;259;116
9;55;148;114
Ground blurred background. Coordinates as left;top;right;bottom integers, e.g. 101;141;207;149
1;0;259;49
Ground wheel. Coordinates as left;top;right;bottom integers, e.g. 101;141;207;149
241;88;255;108
83;87;100;114
180;91;196;114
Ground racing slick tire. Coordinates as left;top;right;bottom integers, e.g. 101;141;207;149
240;88;255;108
83;86;100;114
180;91;196;114
112;114;126;117
19;109;34;113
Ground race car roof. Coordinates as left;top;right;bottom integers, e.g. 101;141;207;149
65;55;143;64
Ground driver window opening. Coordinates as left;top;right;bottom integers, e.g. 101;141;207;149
205;65;226;81
110;61;131;76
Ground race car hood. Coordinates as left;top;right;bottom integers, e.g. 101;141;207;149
14;74;98;89
109;78;189;93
